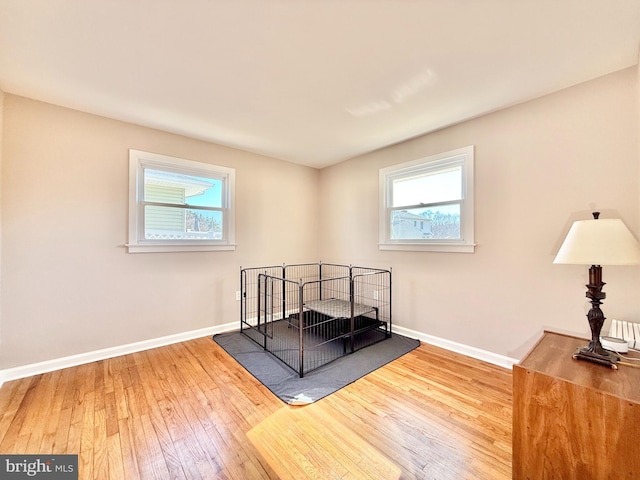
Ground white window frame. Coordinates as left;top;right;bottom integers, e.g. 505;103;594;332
127;149;236;253
379;145;475;253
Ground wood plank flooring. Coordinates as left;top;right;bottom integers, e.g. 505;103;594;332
248;403;403;479
0;336;512;479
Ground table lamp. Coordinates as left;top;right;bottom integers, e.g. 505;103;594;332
553;212;640;368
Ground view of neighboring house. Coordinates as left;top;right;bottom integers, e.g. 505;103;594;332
391;210;432;239
144;169;221;240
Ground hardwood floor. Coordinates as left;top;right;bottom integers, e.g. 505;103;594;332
0;336;512;479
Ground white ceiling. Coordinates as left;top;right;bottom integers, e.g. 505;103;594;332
1;1;639;169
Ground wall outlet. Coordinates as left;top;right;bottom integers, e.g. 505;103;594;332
373;290;379;300
235;291;241;301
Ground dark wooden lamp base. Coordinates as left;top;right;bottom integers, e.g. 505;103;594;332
573;346;619;369
573;264;620;369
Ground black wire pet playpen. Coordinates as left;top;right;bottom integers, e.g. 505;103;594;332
240;262;392;377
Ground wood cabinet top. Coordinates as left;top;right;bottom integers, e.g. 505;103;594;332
517;331;640;403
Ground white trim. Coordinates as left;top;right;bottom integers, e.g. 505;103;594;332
0;322;518;389
379;145;475;253
0;322;237;388
379;242;476;253
126;243;237;253
128;149;236;253
392;325;518;369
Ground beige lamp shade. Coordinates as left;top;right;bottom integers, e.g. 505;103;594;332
554;218;640;266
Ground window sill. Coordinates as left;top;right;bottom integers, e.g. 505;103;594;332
126;243;237;253
378;242;476;253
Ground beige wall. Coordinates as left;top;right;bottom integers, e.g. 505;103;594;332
319;67;640;359
0;89;3;351
0;95;320;369
1;66;639;370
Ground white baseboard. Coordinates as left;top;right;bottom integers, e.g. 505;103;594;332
392;325;519;370
0;322;517;389
0;321;238;388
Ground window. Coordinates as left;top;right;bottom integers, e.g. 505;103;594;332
128;149;236;253
379;146;475;252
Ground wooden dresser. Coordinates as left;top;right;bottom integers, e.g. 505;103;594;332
512;331;640;479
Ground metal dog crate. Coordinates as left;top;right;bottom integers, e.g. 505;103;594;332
240;263;392;377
